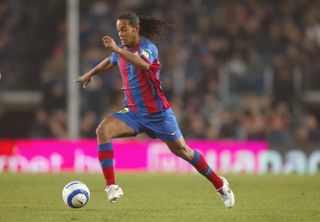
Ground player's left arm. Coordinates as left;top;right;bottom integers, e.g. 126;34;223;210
102;35;150;71
139;43;158;65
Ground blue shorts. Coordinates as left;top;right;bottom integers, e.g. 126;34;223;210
111;108;182;141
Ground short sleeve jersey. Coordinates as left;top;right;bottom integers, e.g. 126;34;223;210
108;37;170;113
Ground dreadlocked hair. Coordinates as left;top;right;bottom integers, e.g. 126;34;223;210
117;12;169;40
139;16;168;40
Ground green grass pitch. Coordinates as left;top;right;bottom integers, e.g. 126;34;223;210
0;173;319;222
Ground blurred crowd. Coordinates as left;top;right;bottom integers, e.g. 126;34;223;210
0;1;19;75
2;0;320;144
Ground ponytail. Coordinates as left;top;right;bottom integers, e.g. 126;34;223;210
139;15;168;40
117;12;169;40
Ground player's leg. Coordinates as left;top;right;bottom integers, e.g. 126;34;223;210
96;115;136;143
164;136;224;190
144;108;224;189
96;115;135;185
143;108;234;207
164;136;235;208
96;113;137;203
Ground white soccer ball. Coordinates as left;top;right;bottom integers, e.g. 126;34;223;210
62;181;90;208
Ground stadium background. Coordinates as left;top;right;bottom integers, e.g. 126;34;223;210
1;0;320;143
0;1;320;221
1;0;320;171
0;0;320;172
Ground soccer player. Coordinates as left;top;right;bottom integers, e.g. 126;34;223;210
75;12;235;208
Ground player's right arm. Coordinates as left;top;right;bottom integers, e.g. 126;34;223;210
75;57;116;88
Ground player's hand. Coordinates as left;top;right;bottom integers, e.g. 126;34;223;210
102;35;119;52
74;72;92;88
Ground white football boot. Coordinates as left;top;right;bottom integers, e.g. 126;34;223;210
105;184;124;203
217;176;235;208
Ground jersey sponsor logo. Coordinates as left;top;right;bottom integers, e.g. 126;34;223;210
141;50;150;59
145;49;152;54
117;108;129;113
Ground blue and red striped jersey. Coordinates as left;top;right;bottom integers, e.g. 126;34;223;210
108;37;170;113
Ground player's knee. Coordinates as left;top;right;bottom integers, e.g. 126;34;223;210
172;148;184;158
95;123;112;140
95;124;104;136
171;145;192;160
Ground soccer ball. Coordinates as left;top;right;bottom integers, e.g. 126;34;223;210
62;181;90;208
